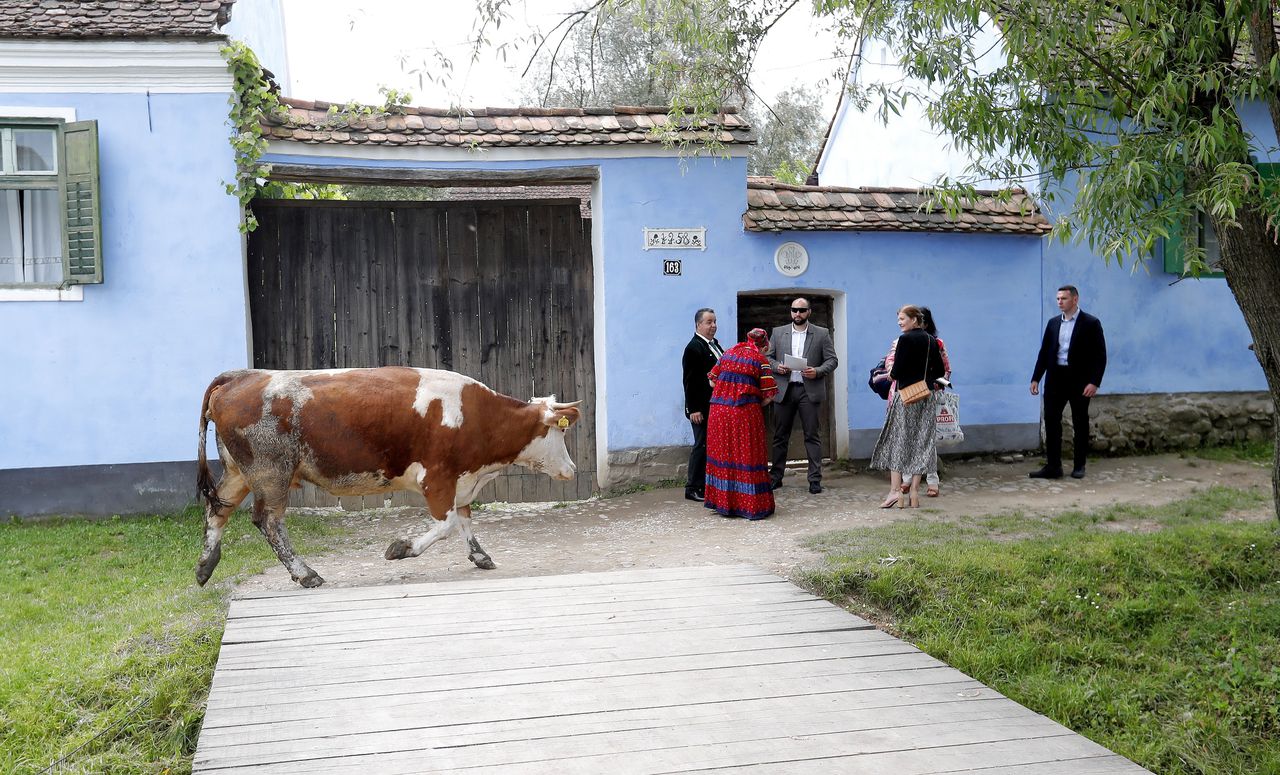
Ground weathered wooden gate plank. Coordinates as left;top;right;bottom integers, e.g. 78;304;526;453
245;199;596;504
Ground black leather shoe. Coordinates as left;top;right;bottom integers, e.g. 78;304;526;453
1070;467;1086;479
808;482;823;494
770;480;783;490
685;490;705;502
1029;466;1063;479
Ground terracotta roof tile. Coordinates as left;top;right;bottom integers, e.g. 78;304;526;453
743;177;1052;235
437;184;592;218
263;98;754;149
0;0;235;38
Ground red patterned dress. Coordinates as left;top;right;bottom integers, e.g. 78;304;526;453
704;342;779;519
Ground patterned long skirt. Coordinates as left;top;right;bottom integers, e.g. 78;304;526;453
704;403;775;520
870;392;939;476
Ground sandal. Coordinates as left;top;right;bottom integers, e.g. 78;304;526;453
926;486;939;497
879;494;900;509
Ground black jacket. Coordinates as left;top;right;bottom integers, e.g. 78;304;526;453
1032;310;1107;388
890;329;945;387
682;335;720;417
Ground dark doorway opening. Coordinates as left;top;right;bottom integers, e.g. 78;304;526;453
736;293;836;465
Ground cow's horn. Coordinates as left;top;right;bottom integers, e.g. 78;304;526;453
552;400;582;410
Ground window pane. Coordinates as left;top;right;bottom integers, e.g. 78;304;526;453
24;189;63;283
0;190;20;283
1198;210;1222;268
16;129;56;173
0;188;64;284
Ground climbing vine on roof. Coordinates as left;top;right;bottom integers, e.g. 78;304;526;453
221;40;288;233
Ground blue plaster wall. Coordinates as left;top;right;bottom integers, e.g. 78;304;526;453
0;92;247;470
222;0;292;90
1039;223;1264;395
745;231;1044;441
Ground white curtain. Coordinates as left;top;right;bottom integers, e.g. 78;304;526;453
24;189;63;284
0;190;20;284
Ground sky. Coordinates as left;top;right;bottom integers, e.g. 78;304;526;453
279;0;847;115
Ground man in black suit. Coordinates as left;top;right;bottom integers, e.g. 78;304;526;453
1030;285;1107;479
683;308;723;501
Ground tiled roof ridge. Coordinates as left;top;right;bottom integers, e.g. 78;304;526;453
0;0;236;39
743;176;1051;235
263;96;754;149
747;176;1028;198
277;97;742;119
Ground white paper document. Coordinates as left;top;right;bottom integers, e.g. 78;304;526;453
783;354;807;372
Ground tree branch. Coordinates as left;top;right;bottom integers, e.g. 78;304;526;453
520;0;609;79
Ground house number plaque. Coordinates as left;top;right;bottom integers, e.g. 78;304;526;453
643;228;706;250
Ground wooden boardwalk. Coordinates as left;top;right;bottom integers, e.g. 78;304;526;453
194;565;1152;774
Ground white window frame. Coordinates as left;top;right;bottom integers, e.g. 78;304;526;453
2;126;59;175
0;106;82;301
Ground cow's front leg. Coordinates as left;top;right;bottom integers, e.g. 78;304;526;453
456;505;496;570
384;507;459;560
252;494;324;588
195;473;250;586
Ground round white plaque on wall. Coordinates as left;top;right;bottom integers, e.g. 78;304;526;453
774;241;809;277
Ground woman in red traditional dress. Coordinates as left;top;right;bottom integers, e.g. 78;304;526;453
704;328;779;520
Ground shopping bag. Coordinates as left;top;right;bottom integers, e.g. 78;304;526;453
935;392;963;445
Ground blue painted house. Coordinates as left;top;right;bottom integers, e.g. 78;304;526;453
0;1;1268;516
0;0;255;515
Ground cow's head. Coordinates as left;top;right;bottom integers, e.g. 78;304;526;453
516;396;582;480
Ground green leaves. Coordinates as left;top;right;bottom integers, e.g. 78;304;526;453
220;41;283;234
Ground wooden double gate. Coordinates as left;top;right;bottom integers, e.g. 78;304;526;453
247;198;596;505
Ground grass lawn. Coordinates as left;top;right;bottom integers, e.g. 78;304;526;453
0;507;345;774
802;485;1280;775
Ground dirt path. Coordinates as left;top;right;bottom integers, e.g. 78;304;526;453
232;452;1273;594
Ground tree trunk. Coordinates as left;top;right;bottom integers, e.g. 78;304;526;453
1213;202;1280;524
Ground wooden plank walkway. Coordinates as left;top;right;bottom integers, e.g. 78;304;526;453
194;565;1152;774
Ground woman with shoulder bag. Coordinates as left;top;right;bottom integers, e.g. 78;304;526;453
884;307;952;497
870;305;945;508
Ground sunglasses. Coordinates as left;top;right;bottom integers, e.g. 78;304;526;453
790;307;810;313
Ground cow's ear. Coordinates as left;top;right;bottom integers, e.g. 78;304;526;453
546;406;581;429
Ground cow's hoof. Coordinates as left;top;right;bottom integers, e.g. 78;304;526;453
297;572;325;588
470;554;497;570
195;546;221;586
385;539;414;560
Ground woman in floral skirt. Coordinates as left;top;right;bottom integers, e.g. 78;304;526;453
871;305;945;509
704;328;779;520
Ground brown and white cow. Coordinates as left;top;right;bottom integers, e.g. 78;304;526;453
194;367;582;588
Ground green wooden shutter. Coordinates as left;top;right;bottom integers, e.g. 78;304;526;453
1164;163;1280;276
1161;214;1190;274
58;120;102;285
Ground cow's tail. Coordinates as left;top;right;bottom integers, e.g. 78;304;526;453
197;374;233;512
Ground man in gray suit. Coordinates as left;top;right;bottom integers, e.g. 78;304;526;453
766;297;838;494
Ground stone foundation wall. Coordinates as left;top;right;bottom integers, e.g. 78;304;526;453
606;446;692;491
1058;391;1274;456
606;392;1275;490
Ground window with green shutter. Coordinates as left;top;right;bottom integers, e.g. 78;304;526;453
1163;162;1280;277
0;119;101;288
